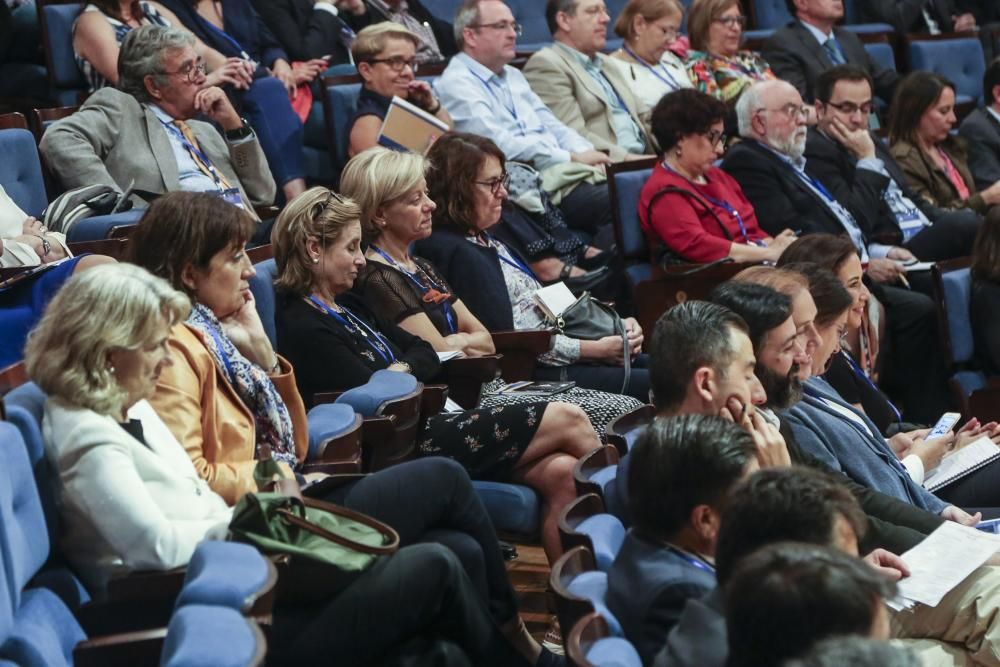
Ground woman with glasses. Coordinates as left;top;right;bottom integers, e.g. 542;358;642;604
347;23;451;158
685;0;774;106
641;89;796;264
889;71;1000;215
414;132;652;402
608;0;693;111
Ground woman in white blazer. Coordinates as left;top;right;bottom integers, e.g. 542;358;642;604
25;263;550;667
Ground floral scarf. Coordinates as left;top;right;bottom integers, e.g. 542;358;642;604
187;303;297;469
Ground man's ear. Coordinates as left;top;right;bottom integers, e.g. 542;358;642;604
690;504;721;545
554;9;574;35
691;365;715;404
144;74;164;102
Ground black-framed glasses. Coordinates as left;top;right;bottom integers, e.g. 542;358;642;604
825;100;874;115
161;59;207;84
704;129;727;147
712;15;746;28
474;172;511;196
366;56;419;73
470;20;523;36
759;103;809;119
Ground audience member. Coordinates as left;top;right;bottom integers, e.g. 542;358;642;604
640;88;796;264
858;0;976;34
248;0;366;66
959;57;1000;189
435;0;616;248
416;132;651;399
41;26;276;222
762;0;899;104
341;147;640;433
806;66;980;263
347;23;452;157
522;0;654;161
685;0;775;106
971;208;1000;376
0;0;45;102
784;637;921;667
725;542;895;667
157;0;322;201
889;71;1000;215
606;414;757;664
25;261;548;666
0;187;69;267
271;186;602;562
357;0;458;64
608;0;692;111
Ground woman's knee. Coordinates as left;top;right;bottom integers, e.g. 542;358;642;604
541;402;599;454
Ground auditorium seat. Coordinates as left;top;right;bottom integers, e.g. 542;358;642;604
38;0;89;107
550;545;624;647
573;445;620;501
567;612;641;667
159;604;266;667
907;36;985;106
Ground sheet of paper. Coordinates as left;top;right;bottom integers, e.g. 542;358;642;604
897;260;935;272
895;521;1000;608
923;437;1000;490
436;350;464;362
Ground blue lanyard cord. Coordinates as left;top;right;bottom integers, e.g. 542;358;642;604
622;45;684;91
158;119;227;188
468;69;519;120
795;168;835;201
662;161;752;242
307;295;397;365
369;246;458;334
666;545;715;574
199;13;255;63
839;350;902;424
483;234;537;280
205;326;236;385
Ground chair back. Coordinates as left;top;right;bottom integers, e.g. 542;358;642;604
606;158;656;278
633;261;753;337
605;403;654;456
0;422;51;602
862;39;896;71
749;0;792;29
558;494;625;572
335;370;424;471
573;445;620;500
30;106;78;143
907;36;985;105
0;128;48;218
321;76;362;176
0;113;28;131
248;259;278;348
38;1;88;106
419;0;462;22
508;0;552;51
931;258;974;369
550;546;622;647
567;612;641;667
305;403;363;467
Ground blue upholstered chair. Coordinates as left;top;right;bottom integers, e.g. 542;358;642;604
420;0;462;22
38;1;88;108
509;0;552;52
573;445;620;501
908;37;985;106
567;612;641;667
159;604;266;667
248;258;279;347
551;546;624;650
607;158;655;293
863;40;896;72
558;494;626;572
750;0;791;29
173;542;277;615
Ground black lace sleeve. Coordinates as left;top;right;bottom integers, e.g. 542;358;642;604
354;261;454;335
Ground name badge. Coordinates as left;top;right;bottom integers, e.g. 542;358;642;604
219;188;245;210
899;217;924;242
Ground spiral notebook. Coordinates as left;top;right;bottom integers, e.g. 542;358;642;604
923;437;1000;491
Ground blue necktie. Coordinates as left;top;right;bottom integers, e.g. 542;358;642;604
823;37;847;65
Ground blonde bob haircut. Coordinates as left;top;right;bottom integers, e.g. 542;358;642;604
352;23;422;64
614;0;685;41
25;263;190;416
273;186;364;295
687;0;741;52
339;147;428;242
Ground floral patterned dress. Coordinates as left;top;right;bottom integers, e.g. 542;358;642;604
685;50;775;105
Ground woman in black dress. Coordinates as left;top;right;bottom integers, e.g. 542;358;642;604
272;187;602;562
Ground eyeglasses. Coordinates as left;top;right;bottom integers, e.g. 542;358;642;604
474;171;511;196
712;15;746;28
312;190;346;219
161;59;207;84
759;103;809;119
824;100;874;116
367;56;419;73
470;21;524;36
657;26;681;41
704;129;727;147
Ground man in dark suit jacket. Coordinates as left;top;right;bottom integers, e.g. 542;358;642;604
763;0;899;104
858;0;976;33
959;58;1000;189
806;65;979;262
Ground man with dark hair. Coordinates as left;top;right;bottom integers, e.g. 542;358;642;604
762;0;899;104
959;57;1000;189
806;65;980;262
726;542;896;667
786;637;921;667
523;0;653;160
606;414;757;665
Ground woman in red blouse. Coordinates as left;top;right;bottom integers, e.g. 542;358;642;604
639;88;796;264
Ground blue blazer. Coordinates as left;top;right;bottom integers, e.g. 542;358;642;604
606;529;716;666
781;377;947;514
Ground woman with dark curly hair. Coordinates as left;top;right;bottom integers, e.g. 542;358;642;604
639;88;797;264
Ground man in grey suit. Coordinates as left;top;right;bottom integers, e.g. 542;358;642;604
40;25;275;221
762;0;899;104
522;0;653;160
959;58;1000;189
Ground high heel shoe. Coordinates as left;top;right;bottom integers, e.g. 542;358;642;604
562;265;611;294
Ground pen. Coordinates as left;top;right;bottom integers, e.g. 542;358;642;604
899;272;911;289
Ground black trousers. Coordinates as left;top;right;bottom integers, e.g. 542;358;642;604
905;209;981;262
535;353;651;402
321;457;518;624
558;181;615;250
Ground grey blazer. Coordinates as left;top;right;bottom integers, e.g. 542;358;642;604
39;87;276;211
781;377;948;515
762;21;899;103
523;44;653;161
958;108;1000;190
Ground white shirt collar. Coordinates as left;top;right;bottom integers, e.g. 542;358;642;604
799;19;833;44
987;106;1000;126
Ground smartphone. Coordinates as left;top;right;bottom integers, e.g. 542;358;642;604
925;412;962;441
976;517;1000;534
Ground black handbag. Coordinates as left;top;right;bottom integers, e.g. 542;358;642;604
542;291;631;394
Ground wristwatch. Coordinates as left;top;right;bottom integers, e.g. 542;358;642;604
39;235;51;257
225;118;253;141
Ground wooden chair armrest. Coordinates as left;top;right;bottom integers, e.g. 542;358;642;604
491;329;553;382
78;568;187;636
254;205;281;220
73;627;168;667
421;384;449;417
312;391;345;405
442;355;502;410
300;460;363;475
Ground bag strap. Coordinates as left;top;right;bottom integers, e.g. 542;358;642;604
646;184;734;268
276;497;401;555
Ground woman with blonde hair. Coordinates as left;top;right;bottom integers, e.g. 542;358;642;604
272;185;603;563
609;0;692;110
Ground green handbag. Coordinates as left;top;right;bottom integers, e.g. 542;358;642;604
229;492;400;602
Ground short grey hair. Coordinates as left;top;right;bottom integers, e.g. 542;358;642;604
25;263;191;416
118;24;196;103
546;0;579;35
783;637;920;667
736;81;765;138
454;0;484;49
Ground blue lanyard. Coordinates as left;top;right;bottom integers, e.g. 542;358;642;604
158;119;227;189
199;12;255;62
468;68;519;121
484;234;537;280
839;350;902;424
623;45;684;91
205;326;236;385
307;296;397;365
369;245;458;334
794;167;836;202
666;545;715;574
662;161;754;243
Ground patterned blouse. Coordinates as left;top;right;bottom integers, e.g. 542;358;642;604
75;2;170;92
685;50;775;105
